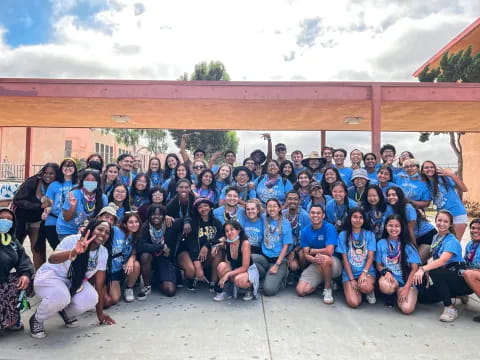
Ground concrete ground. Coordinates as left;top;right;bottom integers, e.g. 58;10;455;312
1;282;479;360
2;229;479;360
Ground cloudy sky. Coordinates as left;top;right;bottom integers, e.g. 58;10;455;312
1;0;478;165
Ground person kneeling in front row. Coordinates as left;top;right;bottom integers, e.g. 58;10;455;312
296;204;342;304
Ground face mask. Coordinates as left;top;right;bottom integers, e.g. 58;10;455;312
88;161;102;171
226;235;240;243
0;219;13;234
83;181;98;192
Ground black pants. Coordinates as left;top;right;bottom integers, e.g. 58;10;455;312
418;267;472;307
44;225;60;250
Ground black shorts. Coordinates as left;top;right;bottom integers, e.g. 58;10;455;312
109;271;125;283
153;256;177;284
417;228;437;246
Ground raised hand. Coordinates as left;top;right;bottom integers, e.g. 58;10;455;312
74;230;96;255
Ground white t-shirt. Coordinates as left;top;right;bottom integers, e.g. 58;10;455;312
38;234;108;282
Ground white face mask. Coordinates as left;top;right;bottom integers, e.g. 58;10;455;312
83;180;98;192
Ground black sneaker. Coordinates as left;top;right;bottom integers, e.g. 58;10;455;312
29;312;46;339
209;282;216;293
187;279;197;291
58;309;79;328
385;294;396;308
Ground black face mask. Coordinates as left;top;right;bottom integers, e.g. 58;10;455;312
88;161;102;171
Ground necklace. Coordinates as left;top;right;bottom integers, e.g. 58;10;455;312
149;224;166;245
465;242;480;265
354;189;365;203
82;189;96;214
350;231;365;255
386;239;401;264
334;202;345;229
430;234;446;259
178;198;190;218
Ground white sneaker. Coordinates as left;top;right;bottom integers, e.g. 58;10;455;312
323;288;334;304
440;307;458;322
213;291;232;302
243;290;254;301
124;287;135;303
366;291;377;305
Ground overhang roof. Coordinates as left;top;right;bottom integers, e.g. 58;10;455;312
413;17;480;77
1;78;480;132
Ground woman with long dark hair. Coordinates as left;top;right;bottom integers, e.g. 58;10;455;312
130;173;150;211
56;169;108;241
162;153;181;185
320;167;343;197
414;210;473;322
107;183;131;224
43;158;78;250
254;160;293;205
31;219;115;339
193;169;218;205
165;164;192;202
363;185;387;241
463;218;480;322
146;157;163;187
421;160;468;240
280;160;297;185
376;215;420;314
102;163;120;197
325;181;357;232
213;220;260;302
337;207;377;308
294;170;313;210
13;162;60;269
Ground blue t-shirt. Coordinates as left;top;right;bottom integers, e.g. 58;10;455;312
219;182;255;203
110;226;134;274
215;180;229;196
45;180;73;226
365;207;386;241
347;186;367;206
213;205;245;225
376;239;421;286
336;167;353;187
119;172;133;188
262;218;293;258
464;241;480;269
325;198;358;232
298;190;311;211
294;166;307;176
393;174;431;202
56;189;108;235
150;172;163;186
282;208;311;247
336;230;376;282
365;169;378;184
379;182;395;197
300;222;337;250
254;176;293;204
194;187;219;205
431;233;464;265
384;203;417;223
239;215;264;249
305;195;332;212
429;176;466;216
414;217;435;238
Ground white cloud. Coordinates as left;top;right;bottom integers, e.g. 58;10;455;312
0;0;474;165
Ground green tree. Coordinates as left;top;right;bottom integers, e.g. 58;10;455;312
417;45;480;185
101;128;168;154
170;60;238;155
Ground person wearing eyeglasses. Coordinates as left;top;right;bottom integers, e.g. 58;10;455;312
191;159;207;184
130;173;151;211
218;166;255;207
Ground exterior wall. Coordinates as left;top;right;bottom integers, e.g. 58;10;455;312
462;133;480;203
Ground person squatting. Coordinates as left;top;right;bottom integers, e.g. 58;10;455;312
2;133;480;340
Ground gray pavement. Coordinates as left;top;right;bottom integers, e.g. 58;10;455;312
1;284;479;360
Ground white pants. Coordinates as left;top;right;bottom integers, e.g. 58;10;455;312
34;270;98;322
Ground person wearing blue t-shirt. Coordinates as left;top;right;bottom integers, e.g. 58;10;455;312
218;166;255;207
56;170;108;240
325;182;357;232
393;159;430;209
254;160;293;205
421;160;468;240
414;211;473;322
44;158;77;249
347;169;370;206
239;199;265;256
296;204;341;304
463;219;480;322
146;157;164;187
305;181;332;211
291;150;306;176
363;185;387;241
117;153;135;188
337;208;377;308
376;214;420;314
282;191;311;275
213;187;245;225
332;148;353;186
363;152;378;184
254;199;292;296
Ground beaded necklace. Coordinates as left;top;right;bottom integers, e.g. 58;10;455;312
386;239;401;265
349;230;365;255
430;234;446;259
82;188;96;214
149;223;166;245
465;241;480;266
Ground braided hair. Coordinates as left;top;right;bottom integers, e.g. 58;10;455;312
67;219;113;295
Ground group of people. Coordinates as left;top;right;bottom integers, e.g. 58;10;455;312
1;132;480;340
